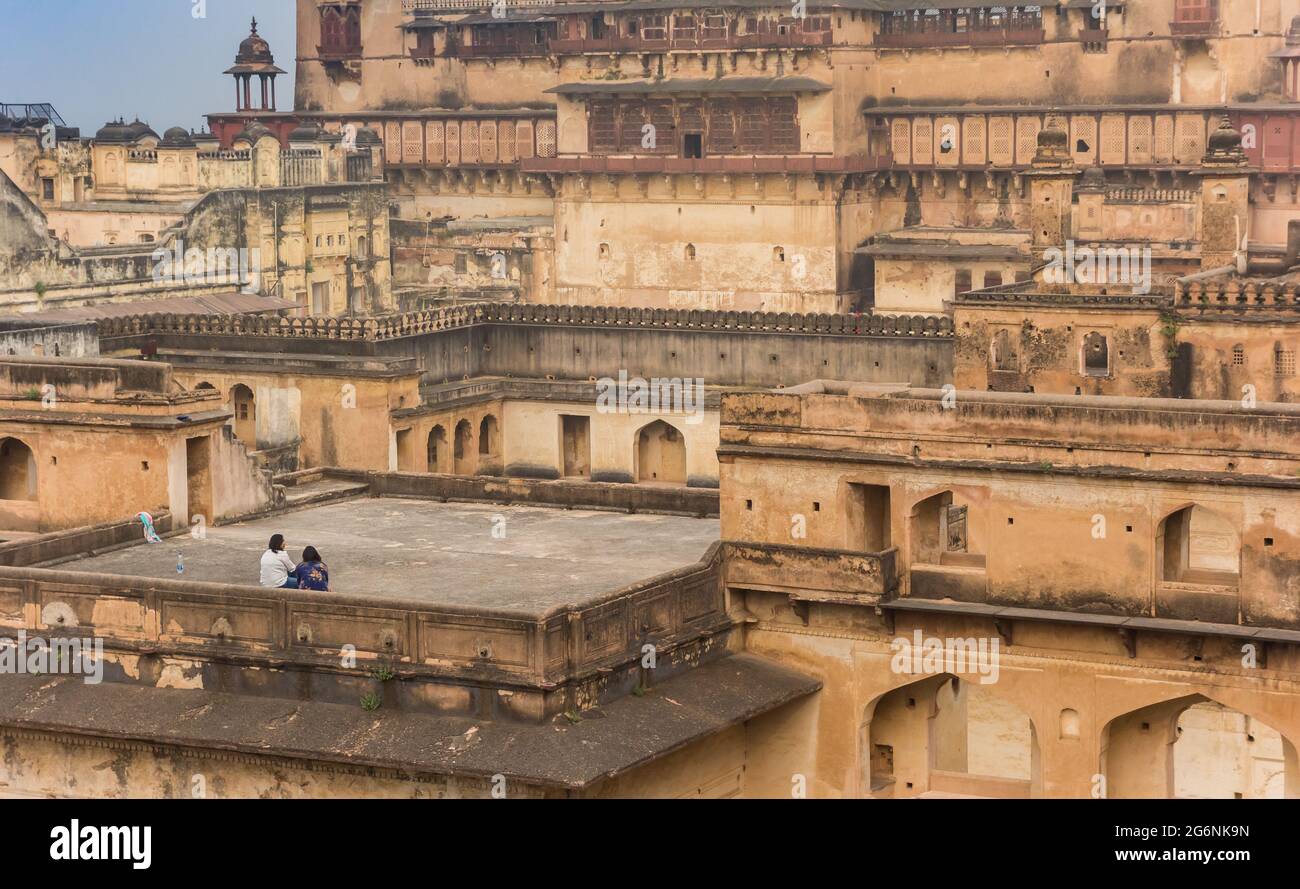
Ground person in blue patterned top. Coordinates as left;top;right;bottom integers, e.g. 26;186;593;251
295;546;331;592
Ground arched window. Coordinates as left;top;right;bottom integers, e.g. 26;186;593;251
1082;332;1109;377
1101;694;1296;799
909;490;984;569
992;328;1019;372
0;437;37;502
863;675;1040;799
230;384;256;445
773;246;786;262
427;425;446;473
1275;343;1296;378
684;243;696;260
453;419;474;474
1157;505;1239;589
478;415;499;457
636;420;686;485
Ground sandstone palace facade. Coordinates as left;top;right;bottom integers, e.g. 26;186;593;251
0;2;1297;799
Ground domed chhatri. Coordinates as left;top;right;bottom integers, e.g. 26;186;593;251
236;18;275;67
161;126;196;148
1271;16;1300;100
1202;114;1247;165
96;119;161;144
288;123;324;144
1032;113;1072;166
1038;115;1069;148
233;123;278;146
225;18;286;113
125;119;160;143
1207;115;1242;151
353;127;382;147
94;119;133;144
1075;166;1107;193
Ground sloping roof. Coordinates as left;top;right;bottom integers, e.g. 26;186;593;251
0;654;820;790
548;75;831;96
6;292;297;325
858;241;1028;261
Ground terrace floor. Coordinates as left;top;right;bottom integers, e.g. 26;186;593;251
58;497;719;614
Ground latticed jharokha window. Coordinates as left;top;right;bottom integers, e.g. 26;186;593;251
320;4;362;55
640;15;668;40
701;14;728;40
1173;0;1219;26
954;270;972;298
1275;348;1296;378
587;97;800;156
879;6;1043;36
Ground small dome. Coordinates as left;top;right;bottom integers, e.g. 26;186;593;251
95;119;133;143
161;127;195;147
1207;115;1243;153
353;127;382;147
288;123;323;143
125;119;159;143
1077;166;1107;192
233;123;277;145
236;18;274;66
1037;116;1069;149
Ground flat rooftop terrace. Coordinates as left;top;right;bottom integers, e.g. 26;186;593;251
59;497;719;615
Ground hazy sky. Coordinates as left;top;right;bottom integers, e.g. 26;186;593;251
0;0;296;136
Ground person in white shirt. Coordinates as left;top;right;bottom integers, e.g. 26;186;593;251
260;534;298;588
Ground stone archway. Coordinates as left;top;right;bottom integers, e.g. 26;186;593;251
635;420;686;485
428;425;447;473
860;671;1040;799
1101;693;1298;799
453;419;474;475
0;437;37;502
229;384;256;446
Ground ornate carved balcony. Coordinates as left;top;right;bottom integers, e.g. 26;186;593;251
547;30;830;54
874;27;1044;49
520;154;880;175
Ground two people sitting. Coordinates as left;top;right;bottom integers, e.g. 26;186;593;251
259;534;330;591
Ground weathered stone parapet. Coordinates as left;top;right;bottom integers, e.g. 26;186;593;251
1175;279;1300;309
0;539;726;722
97;302;956;343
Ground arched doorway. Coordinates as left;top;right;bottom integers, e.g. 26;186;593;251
908;490;985;570
636;420;686;485
0;437;37;502
428;425;447;473
1156;504;1240;588
1101;694;1298;799
230;384;256;446
453;419;474;475
478;414;501;476
860;673;1039;799
1082;331;1109;377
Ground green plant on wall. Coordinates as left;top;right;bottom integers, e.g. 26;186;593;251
1159;311;1182;360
